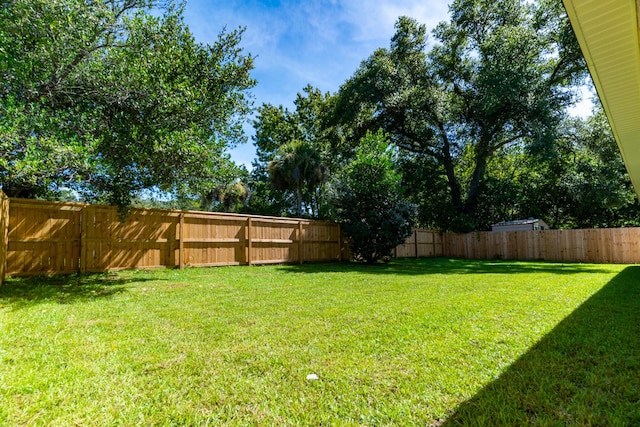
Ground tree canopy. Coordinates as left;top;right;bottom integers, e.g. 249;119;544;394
267;140;327;217
250;85;338;218
332;0;588;231
4;0;638;232
1;0;255;207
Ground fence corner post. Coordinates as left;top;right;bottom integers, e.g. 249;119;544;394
0;191;9;285
178;213;185;270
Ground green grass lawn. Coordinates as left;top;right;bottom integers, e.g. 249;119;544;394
1;258;639;425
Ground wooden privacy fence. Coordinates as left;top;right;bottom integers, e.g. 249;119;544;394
2;197;341;279
442;228;640;264
394;229;443;258
394;228;640;264
2;192;639;284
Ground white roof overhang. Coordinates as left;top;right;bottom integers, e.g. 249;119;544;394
562;0;640;198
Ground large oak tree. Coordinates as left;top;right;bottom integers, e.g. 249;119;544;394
0;0;255;207
332;0;586;231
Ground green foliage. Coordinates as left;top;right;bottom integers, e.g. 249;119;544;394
332;130;416;263
400;107;640;230
267;140;327;217
0;0;255;207
332;1;587;230
250;86;339;217
517;111;640;228
199;158;250;213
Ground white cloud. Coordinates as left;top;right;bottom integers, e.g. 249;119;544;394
337;0;450;43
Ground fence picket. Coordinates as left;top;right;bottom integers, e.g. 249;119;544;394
5;198;341;277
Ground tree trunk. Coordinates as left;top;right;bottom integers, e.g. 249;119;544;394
440;133;464;213
296;186;303;217
463;138;491;220
442;155;463;213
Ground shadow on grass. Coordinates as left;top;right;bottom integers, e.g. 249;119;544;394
0;273;147;310
277;257;612;276
442;266;640;425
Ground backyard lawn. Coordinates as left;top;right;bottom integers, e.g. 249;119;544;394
1;258;638;425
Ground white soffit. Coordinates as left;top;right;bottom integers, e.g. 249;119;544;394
563;0;640;198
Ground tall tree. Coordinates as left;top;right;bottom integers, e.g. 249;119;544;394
332;0;586;231
199;157;249;213
517;111;640;229
267;140;327;217
400;108;640;230
0;0;255;206
250;85;339;217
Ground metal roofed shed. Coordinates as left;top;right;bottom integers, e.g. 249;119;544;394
491;219;550;232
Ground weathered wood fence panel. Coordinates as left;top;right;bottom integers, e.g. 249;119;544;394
441;228;640;263
4;198;341;277
0;191;9;284
394;229;444;258
302;221;342;263
82;205;180;273
249;217;300;265
182;212;246;267
7;199;82;276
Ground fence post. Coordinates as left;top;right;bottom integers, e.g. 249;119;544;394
178;213;185;269
0;191;8;285
414;229;419;258
80;205;88;273
247;217;252;266
298;220;304;265
337;224;342;262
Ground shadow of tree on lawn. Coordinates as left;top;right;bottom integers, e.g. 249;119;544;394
0;273;148;310
278;257;612;276
442;266;640;425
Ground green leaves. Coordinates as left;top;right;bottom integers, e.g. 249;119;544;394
333;130;416;263
1;0;255;206
332;1;587;230
267;140;327;217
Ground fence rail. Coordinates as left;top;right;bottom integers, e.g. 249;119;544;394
2;197;341;280
394;228;640;264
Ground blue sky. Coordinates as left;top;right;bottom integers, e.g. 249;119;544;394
182;0;451;167
181;0;593;168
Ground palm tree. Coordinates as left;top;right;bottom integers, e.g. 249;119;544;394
202;180;249;213
267;140;327;216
